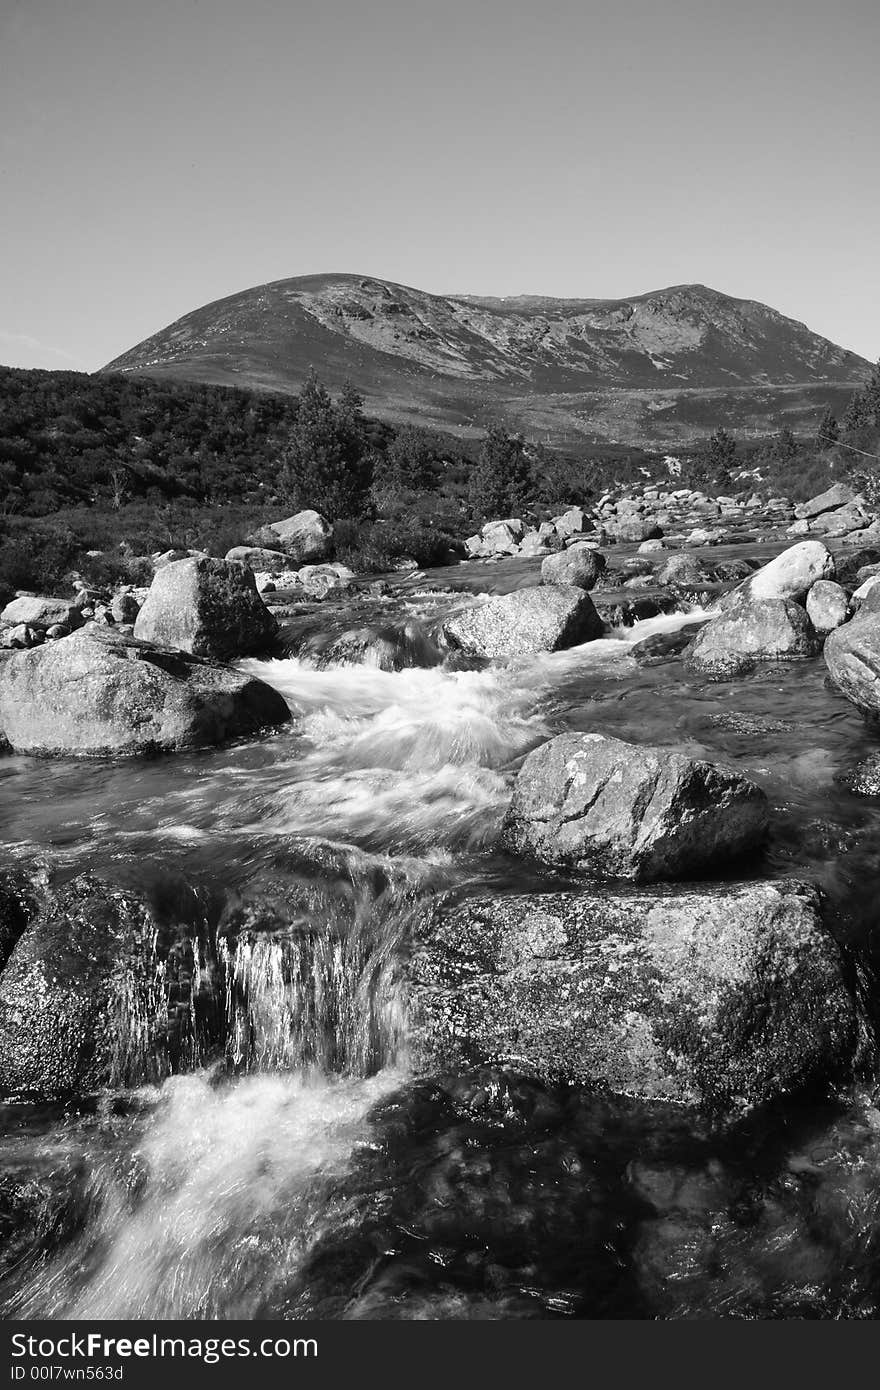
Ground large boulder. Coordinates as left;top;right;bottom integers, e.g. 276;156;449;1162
409;881;856;1111
805;580;849;635
443;586;603;658
824;609;880;718
0;629;290;756
656;553;707;587
480;519;524;556
0;876;218;1099
0;596;83;631
502;732;767;880
609;517;663;544
812;501;870;538
133;556;277;659
553;506;589;538
540;543;605;590
742;540;834;603
252;509;333;563
795;483;858;520
686;594;819;678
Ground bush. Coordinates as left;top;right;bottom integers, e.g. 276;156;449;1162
333;518;460;573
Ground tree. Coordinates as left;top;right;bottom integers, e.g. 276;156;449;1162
816;406;839;450
842;388;872;437
371;425;436;511
468;425;533;521
279;371;373;519
703;426;736;483
772;425;798;461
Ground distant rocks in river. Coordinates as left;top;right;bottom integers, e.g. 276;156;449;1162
133;555;278;660
0;628;290;757
502;732;767;880
443;585;603;658
409;880;856;1111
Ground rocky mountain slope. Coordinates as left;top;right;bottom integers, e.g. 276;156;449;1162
104;275;871;447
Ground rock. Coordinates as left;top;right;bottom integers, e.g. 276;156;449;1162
0;865;48;974
296;563;356;599
843;523;880;547
610;517;663;544
224;546;294;574
0;876;218;1099
502;732;767;880
638;538;665;554
517;530;557;557
409;880;856;1111
853;575;880;605
686;528;722;546
540;543;605;590
479;520;524;555
742;540;834;603
825;610;880;718
152;548;206;569
686;594;819;678
553;506;589;538
832;549;880;588
133;557;277;660
0;596;83;631
0;629;290;757
443;586;604;658
795;483;858;520
109;591;141;624
631;627;706;665
812;501;870;538
805;580;849;635
786;519;812;536
0;624;40;650
464;534;483;558
253;509;333;563
43;623;69;640
656;554;706;587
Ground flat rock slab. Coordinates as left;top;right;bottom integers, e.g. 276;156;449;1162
409;881;857;1112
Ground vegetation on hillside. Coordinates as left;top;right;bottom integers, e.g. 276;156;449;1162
1;358;877;602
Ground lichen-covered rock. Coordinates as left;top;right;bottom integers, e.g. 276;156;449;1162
685;594;819;678
133;556;277;659
805;580;849;635
0;629;290;756
443;585;603;658
0;876;219;1099
408;881;857;1111
656;554;707;587
502;732;767;880
540;543;605;590
825;609;880;718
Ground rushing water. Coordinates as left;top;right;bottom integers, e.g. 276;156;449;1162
3;549;880;1320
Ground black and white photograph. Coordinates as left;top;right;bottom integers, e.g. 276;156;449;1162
0;0;879;1357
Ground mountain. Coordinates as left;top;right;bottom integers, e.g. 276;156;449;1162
103;274;872;447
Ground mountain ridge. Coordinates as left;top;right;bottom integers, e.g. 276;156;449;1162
103;273;872;447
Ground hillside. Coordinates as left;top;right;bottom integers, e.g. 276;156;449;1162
103;274;872;446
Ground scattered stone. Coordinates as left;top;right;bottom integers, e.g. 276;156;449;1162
252;509;333;563
656;554;706;587
224;546;293;573
795;483;858;520
0;596;83;631
133;557;277;660
553;506;589;538
109;591;141;624
502;731;767;880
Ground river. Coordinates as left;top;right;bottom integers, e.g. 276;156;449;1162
2;547;880;1319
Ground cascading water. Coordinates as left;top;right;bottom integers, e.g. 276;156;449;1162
4;569;880;1319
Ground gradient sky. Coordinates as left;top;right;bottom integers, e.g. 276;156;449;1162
1;0;878;372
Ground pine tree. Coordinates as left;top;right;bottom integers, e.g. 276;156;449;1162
703;426;737;483
864;359;880;426
842;388;871;436
772;425;798;461
371;425;436;510
280;371;373;519
468;426;533;521
816;405;839;450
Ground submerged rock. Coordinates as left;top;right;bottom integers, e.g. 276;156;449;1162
540;543;605;590
685;594;819;678
443;585;603;658
837;752;880;797
0;876;219;1099
133;556;278;659
502;732;767;880
0;629;290;756
409;881;856;1111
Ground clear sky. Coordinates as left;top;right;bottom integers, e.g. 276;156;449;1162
1;0;878;372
